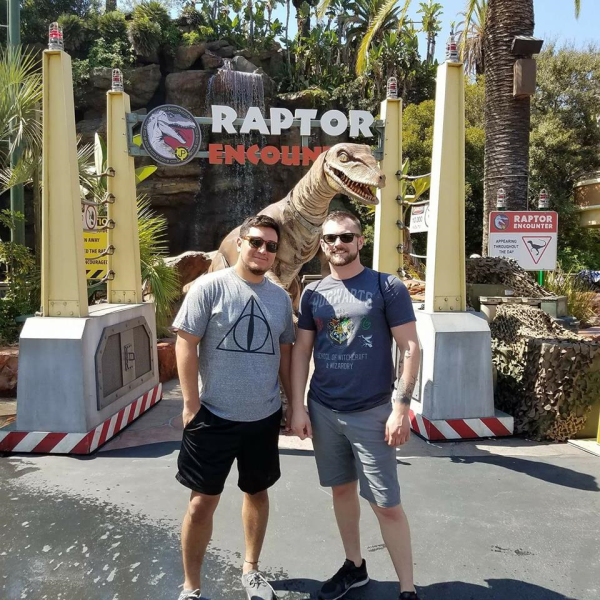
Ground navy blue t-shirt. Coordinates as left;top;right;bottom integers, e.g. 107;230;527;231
298;267;416;412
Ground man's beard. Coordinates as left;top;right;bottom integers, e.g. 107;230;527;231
241;255;270;275
326;247;358;266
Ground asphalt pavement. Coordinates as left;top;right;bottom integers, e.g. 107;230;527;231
1;381;599;600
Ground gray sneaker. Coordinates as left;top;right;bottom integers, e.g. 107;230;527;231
177;589;202;600
241;570;278;600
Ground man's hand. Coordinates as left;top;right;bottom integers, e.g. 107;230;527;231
182;406;199;428
385;407;410;447
291;409;313;440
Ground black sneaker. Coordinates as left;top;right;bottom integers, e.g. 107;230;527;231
399;592;419;600
319;559;369;600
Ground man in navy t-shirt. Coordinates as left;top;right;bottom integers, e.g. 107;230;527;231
291;211;421;600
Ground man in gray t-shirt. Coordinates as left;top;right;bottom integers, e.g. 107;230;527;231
172;215;294;600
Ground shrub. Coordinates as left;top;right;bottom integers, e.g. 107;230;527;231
57;14;87;52
97;10;128;45
128;17;162;57
182;31;202;47
88;37;135;70
545;266;596;325
132;1;171;32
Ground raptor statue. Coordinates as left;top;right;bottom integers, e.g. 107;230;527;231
208;143;385;307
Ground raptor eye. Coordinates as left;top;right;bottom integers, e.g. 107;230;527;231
339;153;349;163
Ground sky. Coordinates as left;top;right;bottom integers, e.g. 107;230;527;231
273;0;599;63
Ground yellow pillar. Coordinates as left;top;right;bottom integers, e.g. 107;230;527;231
106;90;142;304
424;61;466;312
373;96;403;275
41;49;88;317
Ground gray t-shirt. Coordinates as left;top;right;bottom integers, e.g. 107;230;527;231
173;268;295;422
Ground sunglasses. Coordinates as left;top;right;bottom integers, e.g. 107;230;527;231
242;236;279;253
322;233;360;245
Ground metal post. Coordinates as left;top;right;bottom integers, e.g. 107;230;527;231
424;53;467;313
106;70;143;305
373;79;402;275
41;37;89;317
8;0;24;244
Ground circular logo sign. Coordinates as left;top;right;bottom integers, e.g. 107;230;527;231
141;104;201;166
82;204;98;230
494;214;509;230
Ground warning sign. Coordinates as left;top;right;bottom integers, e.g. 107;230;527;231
488;211;558;271
409;203;430;233
83;216;108;280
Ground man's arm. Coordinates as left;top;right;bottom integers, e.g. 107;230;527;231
175;329;202;427
290;328;316;439
385;320;421;447
279;343;293;431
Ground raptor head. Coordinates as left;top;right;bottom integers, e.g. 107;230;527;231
150;109;196;143
323;143;385;206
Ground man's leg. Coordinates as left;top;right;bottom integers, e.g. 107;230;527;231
242;489;269;574
331;480;362;567
182;491;221;591
370;502;415;594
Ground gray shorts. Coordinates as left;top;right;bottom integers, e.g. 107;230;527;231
308;398;401;508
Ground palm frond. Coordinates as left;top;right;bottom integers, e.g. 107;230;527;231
574;0;580;18
356;0;411;75
0;47;43;158
137;195;180;336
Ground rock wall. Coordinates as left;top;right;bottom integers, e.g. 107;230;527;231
75;41;342;255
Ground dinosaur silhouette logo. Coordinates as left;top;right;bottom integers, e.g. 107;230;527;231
216;297;274;355
141;104;201;166
523;236;552;264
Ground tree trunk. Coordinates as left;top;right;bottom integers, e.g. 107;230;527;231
482;0;534;254
105;0;117;11
285;0;291;77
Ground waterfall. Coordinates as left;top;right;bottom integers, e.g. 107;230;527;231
192;59;271;249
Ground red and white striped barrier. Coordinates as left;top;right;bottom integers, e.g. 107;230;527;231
410;409;513;441
0;383;162;455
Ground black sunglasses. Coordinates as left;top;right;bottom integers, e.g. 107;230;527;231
322;233;360;244
242;236;279;253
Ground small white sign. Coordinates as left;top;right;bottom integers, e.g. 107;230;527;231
488;211;558;271
82;204;98;231
409;204;430;233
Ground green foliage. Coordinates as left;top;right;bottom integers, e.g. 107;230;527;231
0;211;40;345
182;31;203;46
129;16;162;56
530;43;600;271
98;10;129;44
545;266;596;324
57;14;88;52
137;198;180;337
21;0;98;45
87;37;136;69
132;1;171;31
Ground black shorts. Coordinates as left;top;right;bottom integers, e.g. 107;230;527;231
176;405;282;496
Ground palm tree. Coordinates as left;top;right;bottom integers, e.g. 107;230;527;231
417;0;443;64
457;0;486;75
462;0;581;253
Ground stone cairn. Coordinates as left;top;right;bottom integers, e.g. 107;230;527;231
490;304;600;442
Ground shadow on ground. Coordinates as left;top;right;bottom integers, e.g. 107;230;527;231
448;454;599;492
272;578;576;599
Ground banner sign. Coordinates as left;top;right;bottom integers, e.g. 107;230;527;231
84;216;108;280
140;104;375;167
488;211;558;271
409;203;430;233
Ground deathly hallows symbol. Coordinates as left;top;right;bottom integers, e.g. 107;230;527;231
216;297;274;354
523;236;552;264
